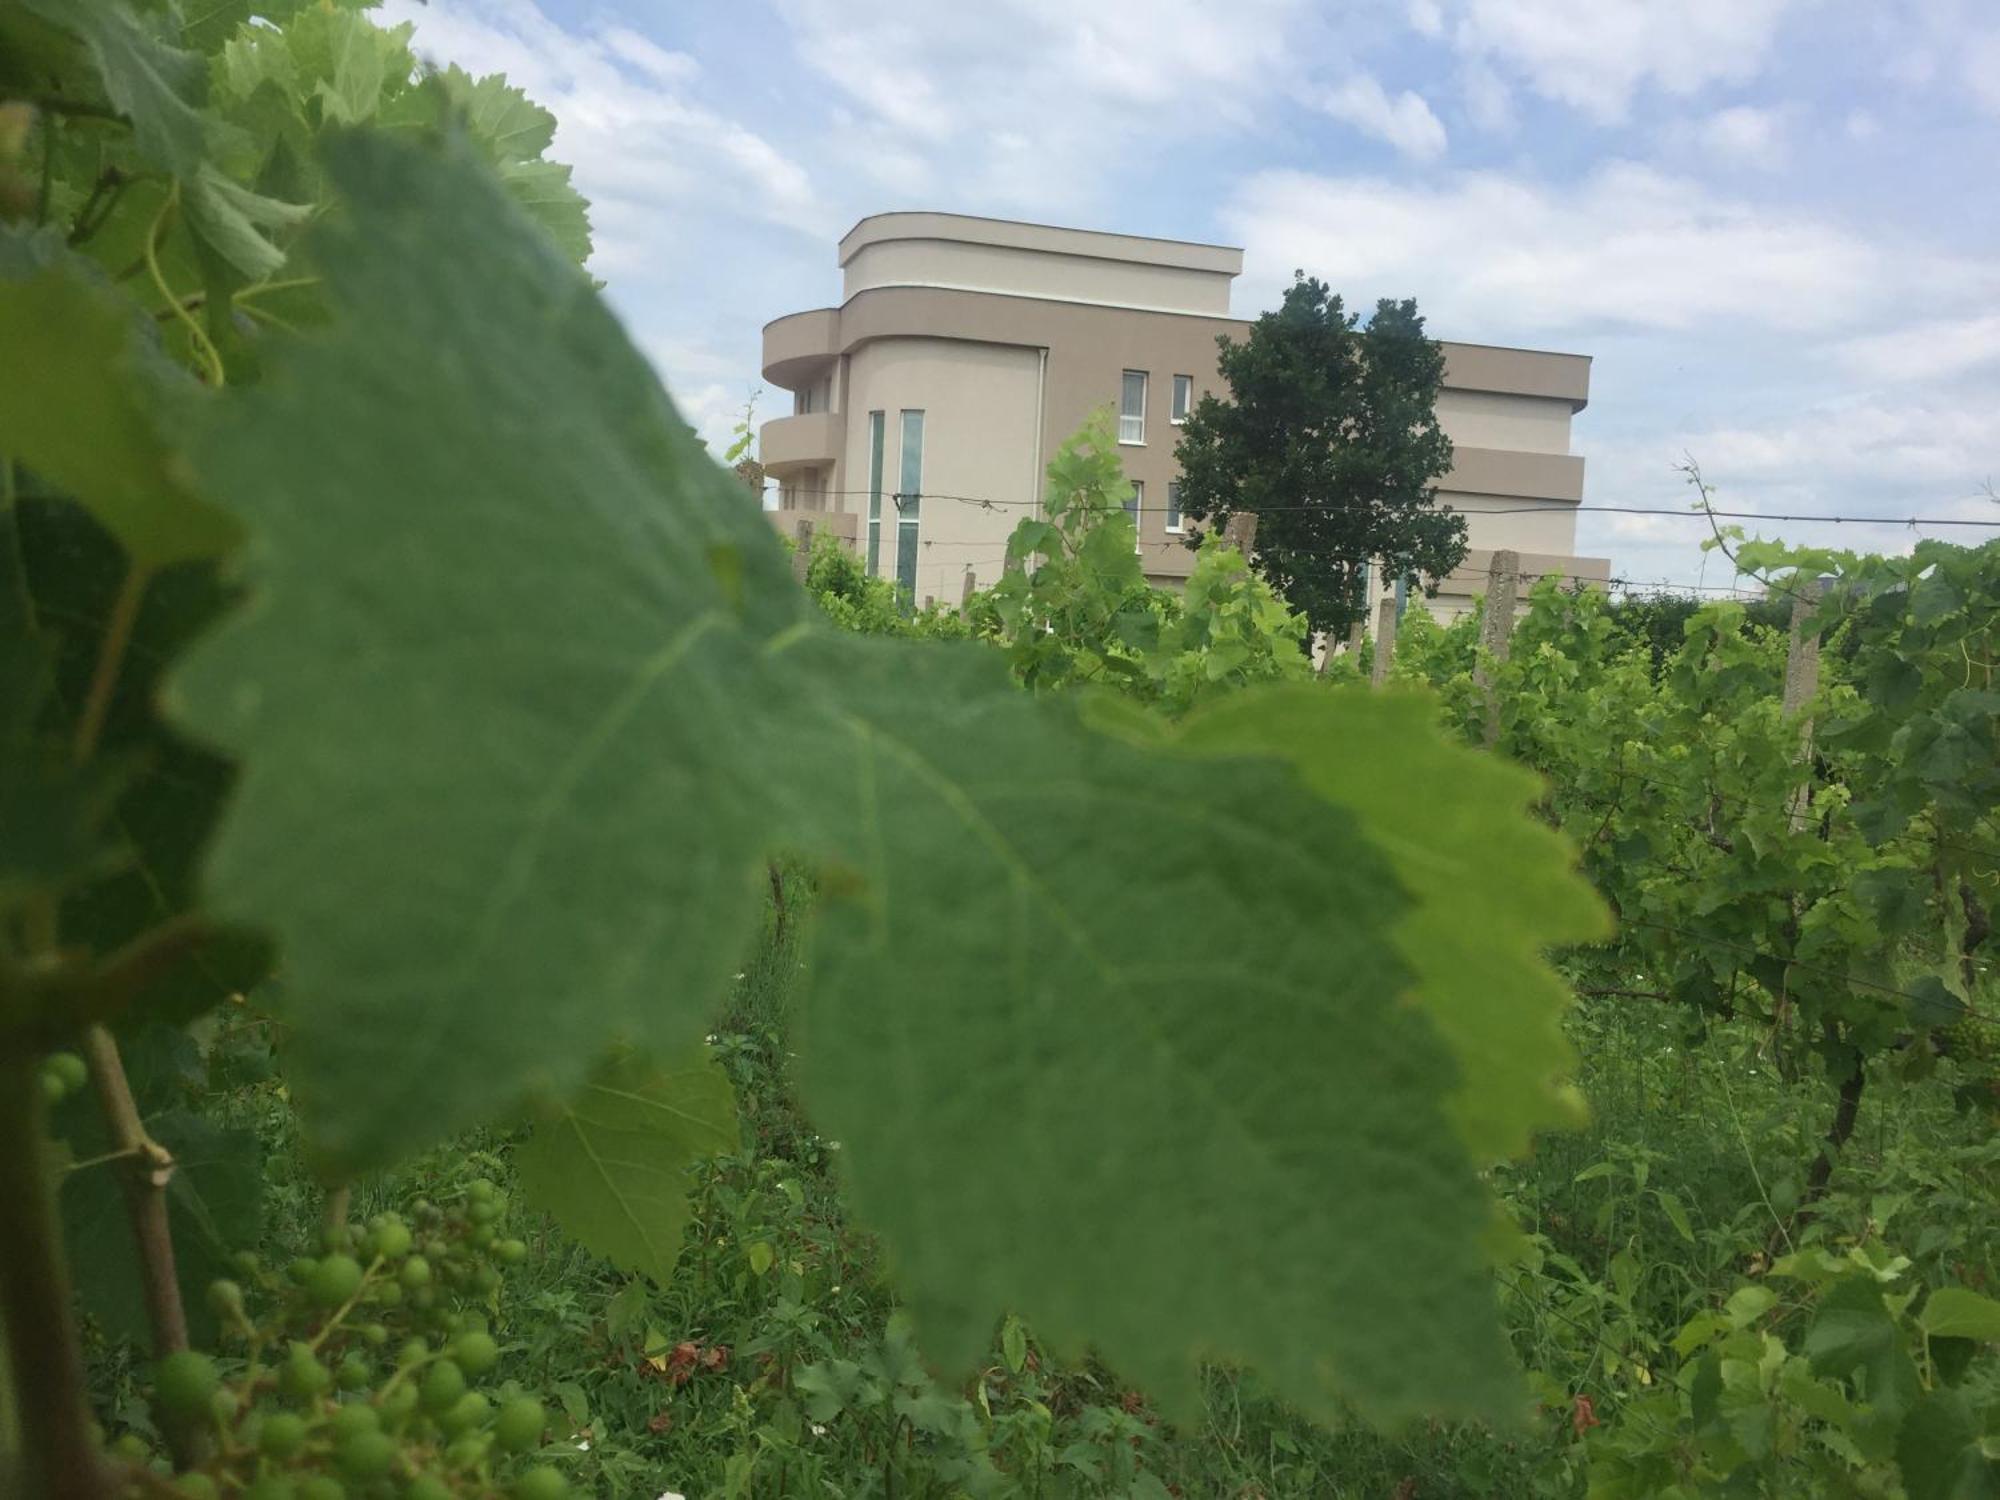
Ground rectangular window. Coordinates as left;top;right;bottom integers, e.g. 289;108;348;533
1125;480;1143;552
865;411;885;575
1119;370;1147;445
896;409;924;597
1171;374;1192;424
1165;479;1184;533
796;384;816;416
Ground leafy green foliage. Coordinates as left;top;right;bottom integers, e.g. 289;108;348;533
0;254;238;565
517;1048;739;1287
1174;275;1463;638
969;412;1314;712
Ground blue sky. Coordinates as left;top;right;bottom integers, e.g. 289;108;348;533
379;0;2000;588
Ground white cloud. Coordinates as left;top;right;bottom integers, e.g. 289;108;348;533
1319;76;1448;159
1430;0;1805;121
1407;0;1445;37
1965;29;2000;115
1697;106;1788;170
1222;163;1894;336
1845;108;1880;140
379;0;827;267
772;0;1314;210
1834;313;2000;384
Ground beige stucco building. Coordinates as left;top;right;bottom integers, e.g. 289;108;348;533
759;211;1607;614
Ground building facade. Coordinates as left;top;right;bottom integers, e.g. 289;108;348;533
759;211;1607;614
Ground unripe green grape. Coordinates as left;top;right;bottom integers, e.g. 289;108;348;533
360;1322;389;1347
373;1279;405;1307
322;1221;356;1254
279;1341;331;1400
259;1411;307;1458
493;1396;544;1453
308;1254;365;1309
172;1476;220;1500
208;1387;238;1426
468;1179;497;1203
206;1278;247;1322
469;1224;497;1249
420;1359;466;1414
408;1286;435;1310
450;1331;499;1377
244;1474;297;1500
335;1429;397;1481
330;1402;382;1443
41;1068;67;1105
473;1265;501;1294
405;1476;452;1500
46;1051;87;1092
468;1200;499;1226
336;1354;371;1392
411;1199;438;1223
440;1390;491;1437
287;1257;316;1285
111;1433;151;1462
511;1465;567;1500
299;1478;347;1500
153;1350;220;1426
496;1239;528;1265
443;1434;490;1470
379;1382;420;1425
399;1256;433;1289
231;1250;262;1280
374;1220;414;1260
397;1336;429;1367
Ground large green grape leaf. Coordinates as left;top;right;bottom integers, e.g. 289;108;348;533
21;0;209;176
1171;688;1610;1161
779;633;1519;1423
517;1047;739;1285
174;129;804;1168
171;129;1540;1424
0;251;241;567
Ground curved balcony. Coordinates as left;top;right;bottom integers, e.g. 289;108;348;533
761;308;840;388
759;411;842;477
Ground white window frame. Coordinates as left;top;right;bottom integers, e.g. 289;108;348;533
1125;480;1143;553
1165;479;1184;534
1171;374;1192;425
1119;369;1147;446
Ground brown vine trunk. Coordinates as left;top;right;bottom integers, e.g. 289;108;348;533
80;1024;187;1358
0;1051;113;1500
1769;1053;1865;1258
768;861;788;947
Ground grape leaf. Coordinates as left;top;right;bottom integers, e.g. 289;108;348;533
517;1047;739;1285
1170;688;1610;1161
781;633;1520;1423
21;0;208;176
183;163;310;281
175;130;803;1167
0;251;241;567
172;130;1551;1424
1896;1389;1999;1500
438;65;557;161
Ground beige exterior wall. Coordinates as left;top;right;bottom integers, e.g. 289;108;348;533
762;212;1607;606
843;238;1235;316
1435;389;1573;455
841;337;1043;603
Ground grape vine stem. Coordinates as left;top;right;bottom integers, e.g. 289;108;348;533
0;1051;113;1500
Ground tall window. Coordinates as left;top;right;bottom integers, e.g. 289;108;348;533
1165;479;1184;533
1171;375;1192;424
865;411;885;575
1125;480;1143;552
896;410;924;597
1119;370;1147;444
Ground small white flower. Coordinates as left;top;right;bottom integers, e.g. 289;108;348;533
657;1491;687;1500
575;1440;591;1452
810;1424;828;1438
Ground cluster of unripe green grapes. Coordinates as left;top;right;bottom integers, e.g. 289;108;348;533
120;1180;570;1499
38;1049;89;1105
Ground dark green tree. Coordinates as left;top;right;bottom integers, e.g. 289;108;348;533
1174;275;1463;639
